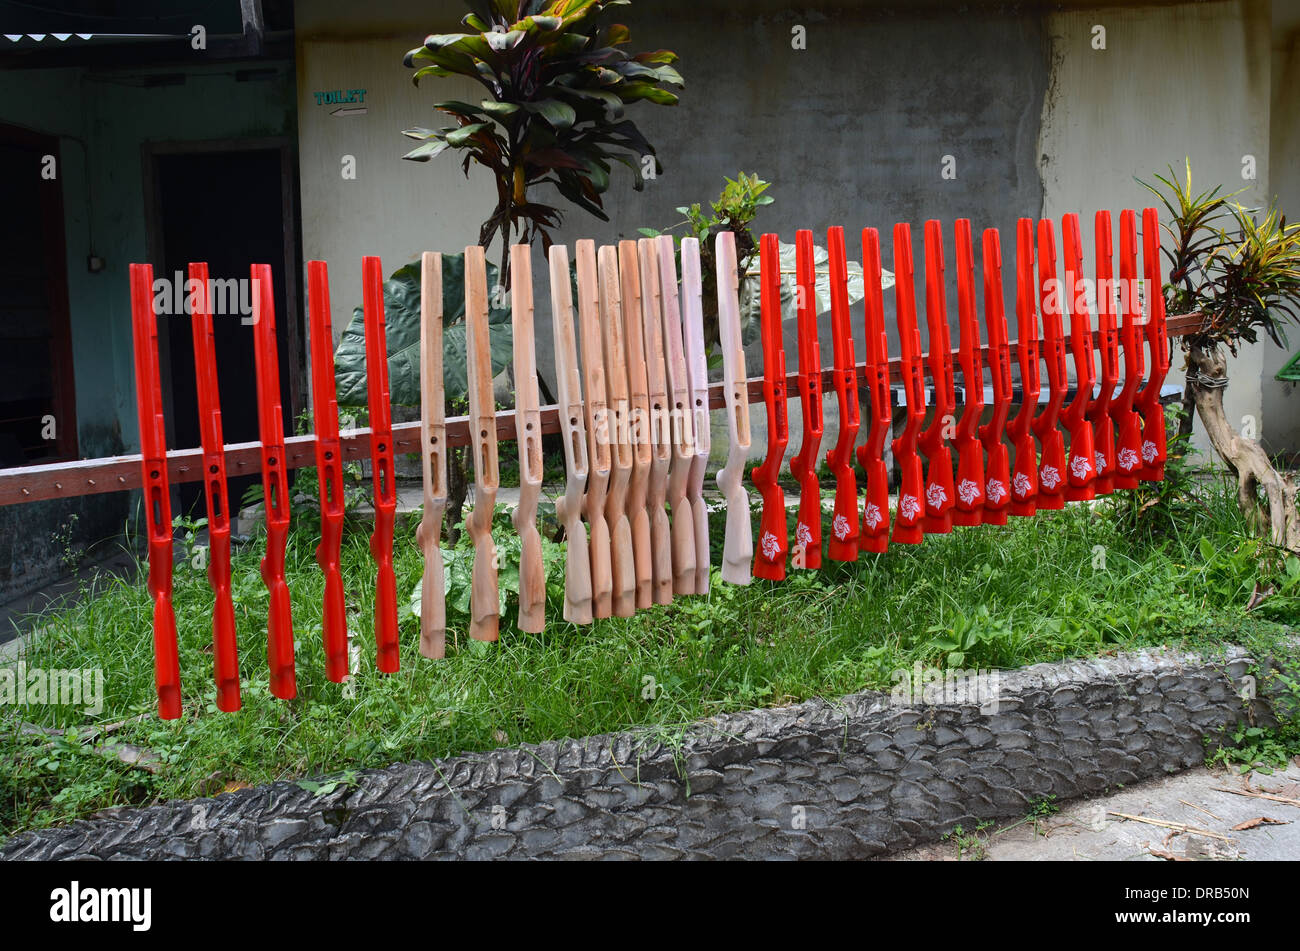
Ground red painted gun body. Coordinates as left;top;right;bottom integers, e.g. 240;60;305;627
1090;210;1120;495
951;220;986;526
1008;219;1041;516
825;226;860;560
1061;213;1097;502
362;256;401;670
308;261;350;683
1137;207;1170;481
919;221;956;534
251;264;296;695
1111;210;1146;489
891;224;926;545
857;227;892;552
980;229;1013;525
129;264;182;720
789;230;823;569
751;234;789;580
1033;219;1069;510
189;262;242;711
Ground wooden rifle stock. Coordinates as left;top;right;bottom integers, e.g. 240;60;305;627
598;245;637;616
1090;210;1120;496
1033;219;1069;510
715;231;753;584
638;238;674;605
417;252;449;657
951;220;987;526
510;245;545;632
919;220;956;534
1008;219;1042;516
681;238;712;594
129;263;182;720
752;232;789;580
549;244;594;625
190;262;243;710
307;260;350;680
1111;210;1146;489
824;226;859;561
790;229;824;568
1061;213;1098;502
890;224;927;545
979;229;1014;525
655;235;699;596
856;227;892;552
464;246;500;641
1137;207;1170;481
576;241;613;618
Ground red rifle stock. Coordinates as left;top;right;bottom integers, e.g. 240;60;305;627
919;220;956;534
307;261;350;682
891;224;926;545
1033;219;1068;510
1090;210;1120;495
826;226;860;560
1007;219;1041;516
251;264;296;695
856;227;892;552
189;262;242;711
1061;213;1098;502
789;229;823;569
979;229;1013;525
361;256;400;672
751;232;788;580
951;220;986;526
129;263;182;720
1111;210;1146;489
1137;207;1170;481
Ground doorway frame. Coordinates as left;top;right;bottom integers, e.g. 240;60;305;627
140;136;303;445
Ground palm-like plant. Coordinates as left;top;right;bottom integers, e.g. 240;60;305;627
402;0;682;274
1143;161;1300;552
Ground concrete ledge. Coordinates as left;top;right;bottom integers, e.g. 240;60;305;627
0;645;1286;861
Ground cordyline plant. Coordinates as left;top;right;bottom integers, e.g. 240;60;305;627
1143;161;1300;552
401;0;683;275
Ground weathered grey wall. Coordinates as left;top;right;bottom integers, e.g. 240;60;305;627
1;645;1283;861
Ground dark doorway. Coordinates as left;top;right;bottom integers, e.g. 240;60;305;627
0;123;76;466
148;145;299;515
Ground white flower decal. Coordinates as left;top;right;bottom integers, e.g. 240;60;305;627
1094;451;1106;474
832;513;851;540
1069;454;1091;480
1117;447;1139;471
759;530;781;560
900;494;921;521
1141;439;1158;463
925;482;947;510
863;502;883;530
1039;464;1061;489
795;521;813;548
1012;472;1032;497
957;479;980;505
986;479;1006;503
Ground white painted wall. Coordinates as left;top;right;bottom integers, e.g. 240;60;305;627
1037;0;1274;459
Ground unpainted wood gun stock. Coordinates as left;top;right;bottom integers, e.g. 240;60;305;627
576;241;613;618
618;241;654;610
510;244;545;633
417;251;449;658
638;238;674;605
655;234;698;596
464;245;500;641
714;231;753;585
680;238;712;595
597;244;637;617
549;244;593;625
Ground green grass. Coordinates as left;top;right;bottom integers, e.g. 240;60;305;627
2;472;1297;842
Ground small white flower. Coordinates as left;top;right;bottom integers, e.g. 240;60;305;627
1094;451;1106;474
900;494;921;521
1117;447;1139;471
1069;454;1091;480
760;530;780;560
832;512;851;540
795;521;813;548
1141;439;1158;463
957;479;980;505
863;502;883;530
925;482;947;510
1039;464;1061;489
1012;472;1032;497
986;479;1006;503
